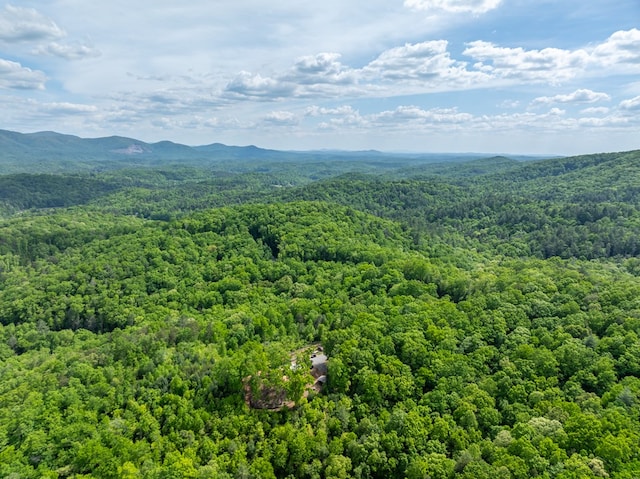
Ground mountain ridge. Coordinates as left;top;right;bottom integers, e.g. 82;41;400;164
0;128;547;162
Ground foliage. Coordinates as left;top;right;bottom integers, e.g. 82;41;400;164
1;149;640;477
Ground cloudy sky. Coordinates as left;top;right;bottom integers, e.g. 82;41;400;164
1;1;639;154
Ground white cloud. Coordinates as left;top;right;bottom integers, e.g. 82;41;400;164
577;116;629;128
305;105;357;116
2;2;639;153
264;110;298;125
223;40;488;103
464;41;590;83
104;86;231;120
0;58;46;89
224;71;295;99
149;115;247;131
40;102;98;115
619;95;640;111
156;29;640;108
288;53;356;85
304;102;636;141
592;29;640;67
0;4;65;42
365;41;458;79
32;41;101;60
548;107;565;116
372;105;473;124
580;106;609;115
0;96;102;135
0;5;99;64
226;53;363;101
313;104;478;132
141;101;639;139
531;89;610;106
404;0;502;14
458;29;640;88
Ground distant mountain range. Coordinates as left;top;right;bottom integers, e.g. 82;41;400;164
0;129;284;161
0;128;547;175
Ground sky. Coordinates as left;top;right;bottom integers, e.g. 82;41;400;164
1;1;639;154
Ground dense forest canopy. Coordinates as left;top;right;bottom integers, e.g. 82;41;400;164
1;138;640;478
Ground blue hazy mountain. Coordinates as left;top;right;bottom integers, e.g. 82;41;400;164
0;129;535;175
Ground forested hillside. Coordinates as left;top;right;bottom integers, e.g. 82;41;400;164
1;147;640;478
278;150;640;259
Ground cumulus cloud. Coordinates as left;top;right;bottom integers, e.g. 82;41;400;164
150;115;245;131
307;105;366;131
0;58;46;89
305;102;638;140
224;40;491;102
263;110;299;125
225;71;295;99
0;5;99;62
0;96;101;134
619;95;640;111
366;41;456;79
3;2;638;153
531;89;610;106
404;0;502;14
104;86;231;120
464;41;590;83
372;105;473;124
225;53;359;101
288;53;355;85
305;105;357;116
313;104;478;132
577;116;629;128
33;41;101;60
460;29;640;86
580;106;609;115
40;102;98;115
592;29;640;66
219;28;640;105
0;4;65;42
292;53;342;75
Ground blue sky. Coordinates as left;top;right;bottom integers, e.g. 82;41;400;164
1;0;639;154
